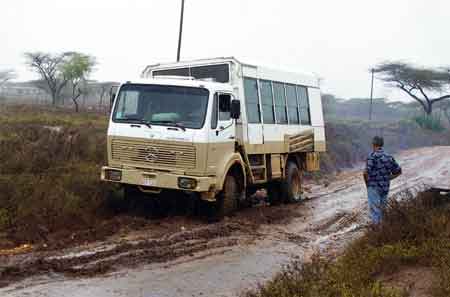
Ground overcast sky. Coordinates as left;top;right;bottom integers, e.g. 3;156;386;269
1;0;449;99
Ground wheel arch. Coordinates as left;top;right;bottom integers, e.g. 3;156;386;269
217;154;246;193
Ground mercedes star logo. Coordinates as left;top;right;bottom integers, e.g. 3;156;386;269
145;147;159;162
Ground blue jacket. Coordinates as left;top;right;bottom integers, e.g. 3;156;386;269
366;148;402;196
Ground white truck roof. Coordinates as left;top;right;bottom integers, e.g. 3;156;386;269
141;57;320;89
119;76;234;92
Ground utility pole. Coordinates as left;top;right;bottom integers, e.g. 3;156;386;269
369;68;374;121
176;0;185;62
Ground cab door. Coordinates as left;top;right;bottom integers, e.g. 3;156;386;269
207;93;235;174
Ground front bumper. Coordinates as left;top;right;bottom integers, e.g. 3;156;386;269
101;166;217;193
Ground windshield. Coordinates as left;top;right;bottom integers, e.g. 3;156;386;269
113;84;209;129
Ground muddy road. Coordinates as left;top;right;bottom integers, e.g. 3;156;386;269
1;146;449;297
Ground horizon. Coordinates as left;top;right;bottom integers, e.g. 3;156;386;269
1;0;449;101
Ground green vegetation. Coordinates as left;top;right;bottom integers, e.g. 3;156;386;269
244;189;450;297
0;105;116;246
413;114;445;131
61;52;96;112
322;94;450;131
24;51;97;110
320;120;450;173
373;62;450;115
0;104;449;250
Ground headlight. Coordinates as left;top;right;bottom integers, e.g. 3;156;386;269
178;177;197;189
104;169;122;181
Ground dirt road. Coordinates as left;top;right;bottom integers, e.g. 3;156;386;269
1;146;449;297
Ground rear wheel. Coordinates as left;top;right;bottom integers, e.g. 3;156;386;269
282;161;303;203
267;181;283;206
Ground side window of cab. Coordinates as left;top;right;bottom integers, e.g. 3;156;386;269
218;93;231;121
211;93;232;129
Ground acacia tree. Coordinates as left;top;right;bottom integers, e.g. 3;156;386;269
436;100;450;126
61;52;96;112
0;69;15;87
24;52;73;105
373;62;450;115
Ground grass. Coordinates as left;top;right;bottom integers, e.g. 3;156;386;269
0;105;118;247
243;189;450;297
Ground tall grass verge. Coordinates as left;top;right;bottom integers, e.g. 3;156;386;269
244;189;450;297
0;105;119;247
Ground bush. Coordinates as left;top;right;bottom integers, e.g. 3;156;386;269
244;189;450;297
413;114;444;131
0;106;118;245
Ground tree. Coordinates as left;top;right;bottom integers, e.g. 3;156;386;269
0;69;15;87
97;82;117;108
436;100;450;126
373;62;450;115
24;52;73;105
60;52;96;112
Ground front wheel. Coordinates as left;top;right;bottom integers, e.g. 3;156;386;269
282;162;303;203
123;185;159;217
212;174;239;220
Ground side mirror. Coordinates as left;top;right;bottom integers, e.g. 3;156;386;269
230;99;241;119
110;93;116;110
109;85;119;111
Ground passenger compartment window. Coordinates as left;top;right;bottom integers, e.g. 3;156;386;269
297;86;311;125
243;78;261;123
286;84;299;124
259;80;275;124
153;68;190;77
191;64;229;83
273;82;288;124
153;64;230;83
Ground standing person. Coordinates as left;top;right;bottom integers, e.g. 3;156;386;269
363;136;402;224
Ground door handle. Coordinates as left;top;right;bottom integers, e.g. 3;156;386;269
228;136;235;139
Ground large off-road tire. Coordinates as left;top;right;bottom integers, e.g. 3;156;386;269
215;174;239;219
123;185;158;218
123;185;142;210
281;161;303;203
267;181;283;206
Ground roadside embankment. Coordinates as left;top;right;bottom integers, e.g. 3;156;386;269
321;120;450;173
243;189;450;297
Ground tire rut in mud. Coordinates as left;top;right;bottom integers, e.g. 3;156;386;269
0;203;302;288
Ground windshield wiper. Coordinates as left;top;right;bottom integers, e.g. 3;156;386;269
150;120;186;131
118;117;152;128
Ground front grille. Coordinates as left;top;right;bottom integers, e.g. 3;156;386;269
111;139;196;169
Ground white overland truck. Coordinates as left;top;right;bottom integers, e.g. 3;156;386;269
101;57;326;217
